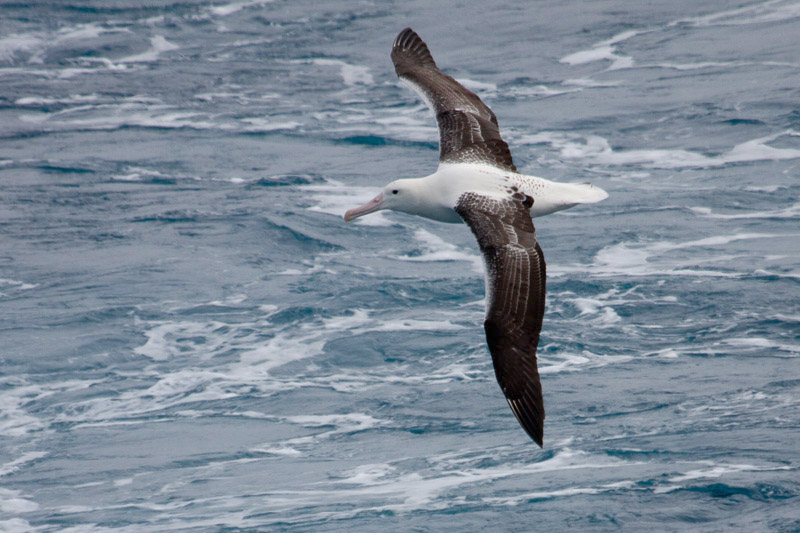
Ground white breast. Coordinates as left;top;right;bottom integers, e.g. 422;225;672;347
432;163;512;204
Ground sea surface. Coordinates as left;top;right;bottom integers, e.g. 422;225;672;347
1;1;799;531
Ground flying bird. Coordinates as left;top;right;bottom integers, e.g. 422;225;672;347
345;28;608;446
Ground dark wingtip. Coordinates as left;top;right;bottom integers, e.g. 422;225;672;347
507;396;545;448
392;27;436;69
396;27;414;38
519;417;544;447
393;27;417;48
525;421;544;448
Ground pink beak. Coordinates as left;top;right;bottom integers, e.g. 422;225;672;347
344;192;385;222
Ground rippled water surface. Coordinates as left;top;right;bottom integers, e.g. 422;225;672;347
1;1;799;531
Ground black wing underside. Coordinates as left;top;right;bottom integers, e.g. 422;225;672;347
391;28;517;172
455;192;546;446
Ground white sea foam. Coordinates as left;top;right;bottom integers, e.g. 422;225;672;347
561;286;678;330
304;179;394;226
1;381;101;435
568;293;622;327
560;30;642;71
240;117;301;132
0;488;39;514
1;23;132;67
0;278;37;291
57;22;117;42
317;99;436;143
62;310;311;422
133;320;231;361
229;327;327;379
308;351;486;393
15;94;100;106
770;313;800;324
486;481;635;505
297;58;374;87
118;35;179;63
559;1;800;80
250;414;388;455
753;268;800;281
690;203;800;220
206;294;247;307
23;103;230;132
32;106;289;134
723;337;800;354
253;445;303;456
369;318;465;333
654;348;680;359
57;63;138;78
638;59;800;71
0;451;48;478
0;518;34;533
276;251;340;277
285;449;630;516
0;33;44;63
505;84;581;99
555;232;795;279
371;111;427;128
646;61;751;71
680;388;800;425
668;461;791;483
0;385;50;436
338;463;396;484
674;0;800;27
743;184;787;193
208;0;275;16
456;78;497;95
331;117;436;143
396;228;483;272
194;91;246;102
53;35;178;77
321;309;464;334
520;130;800;169
110;166;169;182
285;413;386;440
1;23;123;63
561;46;633;70
725;337;777;348
562;78;620;88
86;305;466;425
538;351;634;374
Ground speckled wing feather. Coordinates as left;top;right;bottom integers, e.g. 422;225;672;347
437;110;517;171
391;28;517;172
455;191;546;446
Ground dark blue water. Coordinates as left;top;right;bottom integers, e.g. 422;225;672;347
1;1;799;531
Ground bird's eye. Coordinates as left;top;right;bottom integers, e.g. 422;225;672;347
392;189;399;195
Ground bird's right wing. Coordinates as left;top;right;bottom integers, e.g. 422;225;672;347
455;191;546;446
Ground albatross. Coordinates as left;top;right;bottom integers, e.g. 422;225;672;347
344;28;608;447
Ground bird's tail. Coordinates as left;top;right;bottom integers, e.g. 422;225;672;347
559;181;609;204
530;180;608;217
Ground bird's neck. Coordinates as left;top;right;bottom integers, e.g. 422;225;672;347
394;175;463;223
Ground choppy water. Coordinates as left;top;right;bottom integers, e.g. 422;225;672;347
1;1;799;531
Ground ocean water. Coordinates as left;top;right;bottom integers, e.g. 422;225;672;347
1;0;799;530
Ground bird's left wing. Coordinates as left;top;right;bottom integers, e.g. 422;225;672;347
391;27;497;124
391;28;517;172
455;191;546;446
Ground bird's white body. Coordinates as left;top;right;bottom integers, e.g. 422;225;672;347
377;163;609;224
